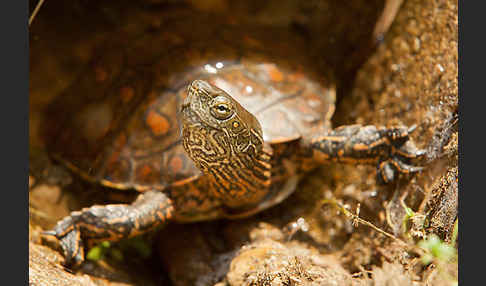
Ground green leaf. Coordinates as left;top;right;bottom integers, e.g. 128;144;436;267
418;234;456;264
86;245;104;261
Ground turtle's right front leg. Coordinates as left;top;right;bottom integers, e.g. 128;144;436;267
309;124;425;183
44;190;174;267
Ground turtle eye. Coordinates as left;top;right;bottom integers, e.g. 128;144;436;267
210;96;234;120
211;103;232;119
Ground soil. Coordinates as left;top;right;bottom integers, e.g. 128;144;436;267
29;0;457;285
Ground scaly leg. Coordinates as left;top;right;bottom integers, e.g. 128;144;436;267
310;124;425;183
44;190;174;266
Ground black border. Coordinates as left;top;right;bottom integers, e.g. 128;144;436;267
458;0;468;285
3;0;29;284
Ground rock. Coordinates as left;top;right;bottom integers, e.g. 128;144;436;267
226;223;353;286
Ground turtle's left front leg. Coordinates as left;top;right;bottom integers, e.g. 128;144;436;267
44;190;174;267
309;124;425;183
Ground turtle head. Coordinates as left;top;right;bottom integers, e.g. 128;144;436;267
181;80;264;156
182;79;262;138
181;80;270;207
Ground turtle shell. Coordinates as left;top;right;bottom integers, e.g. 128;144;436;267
43;21;336;192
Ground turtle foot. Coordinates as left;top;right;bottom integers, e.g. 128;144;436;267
311;124;426;183
44;216;85;267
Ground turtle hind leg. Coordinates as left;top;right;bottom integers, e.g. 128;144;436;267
309;124;425;184
44;190;174;267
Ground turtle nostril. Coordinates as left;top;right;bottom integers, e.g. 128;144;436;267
190;79;212;94
190;80;203;89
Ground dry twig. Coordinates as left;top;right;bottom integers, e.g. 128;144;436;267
29;0;45;27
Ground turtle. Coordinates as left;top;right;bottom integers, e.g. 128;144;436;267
41;26;424;267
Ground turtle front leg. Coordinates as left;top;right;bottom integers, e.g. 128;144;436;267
44;190;174;267
310;124;425;183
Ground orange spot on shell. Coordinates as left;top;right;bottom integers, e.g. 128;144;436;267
138;165;153;178
168;155;184;175
136;164;160;185
120;86;135;103
264;64;284;82
146;110;170;136
95;67;108;82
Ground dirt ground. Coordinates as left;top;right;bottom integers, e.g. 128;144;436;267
29;0;458;285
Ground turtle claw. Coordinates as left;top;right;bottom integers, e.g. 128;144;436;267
45;215;85;267
377;161;396;184
377;137;426;184
58;227;85;267
414;149;427;157
41;230;58;236
393;134;427;159
377;158;424;184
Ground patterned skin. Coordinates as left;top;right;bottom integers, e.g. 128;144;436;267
44;62;424;266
